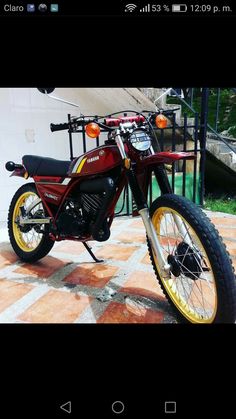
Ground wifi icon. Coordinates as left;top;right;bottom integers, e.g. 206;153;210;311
125;4;137;12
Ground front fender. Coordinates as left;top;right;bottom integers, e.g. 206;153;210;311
142;151;195;168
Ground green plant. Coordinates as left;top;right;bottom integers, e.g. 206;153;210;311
204;196;236;215
166;88;236;137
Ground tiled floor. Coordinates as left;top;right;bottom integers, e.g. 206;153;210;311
0;211;236;323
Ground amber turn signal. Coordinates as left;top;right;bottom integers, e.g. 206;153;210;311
85;122;101;138
155;114;168;129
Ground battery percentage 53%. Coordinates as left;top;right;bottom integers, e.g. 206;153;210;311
151;4;170;12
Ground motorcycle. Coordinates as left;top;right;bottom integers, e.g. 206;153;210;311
5;88;236;323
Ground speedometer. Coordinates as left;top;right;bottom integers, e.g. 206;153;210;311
129;129;151;152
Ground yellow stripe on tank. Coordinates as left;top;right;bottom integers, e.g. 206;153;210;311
76;158;87;173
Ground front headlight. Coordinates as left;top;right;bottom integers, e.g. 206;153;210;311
129;129;151;152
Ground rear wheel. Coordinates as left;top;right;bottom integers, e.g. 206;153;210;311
147;194;236;323
8;183;54;262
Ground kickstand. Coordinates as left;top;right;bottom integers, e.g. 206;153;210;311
83;242;104;263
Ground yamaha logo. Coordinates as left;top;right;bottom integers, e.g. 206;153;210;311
44;192;59;201
87;156;99;163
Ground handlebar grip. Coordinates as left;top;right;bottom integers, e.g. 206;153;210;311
50;122;69;132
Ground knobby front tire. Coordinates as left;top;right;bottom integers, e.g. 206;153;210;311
147;194;236;323
8;183;54;263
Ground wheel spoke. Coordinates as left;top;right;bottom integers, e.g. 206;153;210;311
152;206;217;322
13;192;44;252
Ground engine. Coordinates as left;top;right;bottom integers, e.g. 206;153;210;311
80;193;103;220
80;177;116;241
56;200;88;237
56;176;116;241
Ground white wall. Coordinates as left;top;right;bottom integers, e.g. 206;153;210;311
0;88;155;225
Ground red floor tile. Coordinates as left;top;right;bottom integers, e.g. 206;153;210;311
97;301;164;323
18;290;92;323
210;217;236;226
224;240;236;257
119;270;165;300
96;244;138;261
116;232;146;244
63;264;118;288
141;252;151;265
0;279;33;313
53;241;86;255
0;249;19;269
216;227;236;239
14;256;68;279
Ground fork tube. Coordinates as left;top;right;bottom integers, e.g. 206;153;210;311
126;169;147;211
126;169;170;274
153;165;172;195
115;133;127;159
68;114;74;161
139;208;170;274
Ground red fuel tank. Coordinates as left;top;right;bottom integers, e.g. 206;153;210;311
69;145;122;177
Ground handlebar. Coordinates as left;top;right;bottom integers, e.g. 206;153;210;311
50;122;69;132
104;115;145;127
50;117;93;132
50;108;181;133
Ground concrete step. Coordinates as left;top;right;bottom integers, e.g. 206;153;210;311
206;138;236;173
164;103;195;135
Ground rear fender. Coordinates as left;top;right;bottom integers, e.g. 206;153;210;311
5;161;29;178
10;167;29;179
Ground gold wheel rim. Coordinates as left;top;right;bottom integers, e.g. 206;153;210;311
152;207;217;323
12;191;44;253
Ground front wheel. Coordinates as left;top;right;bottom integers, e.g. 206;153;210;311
147;194;236;323
8;183;54;262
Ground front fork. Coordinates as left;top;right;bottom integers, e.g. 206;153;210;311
139;207;170;275
126;168;171;276
127;165;193;275
154;165;193;247
116;133;190;277
114;130;170;276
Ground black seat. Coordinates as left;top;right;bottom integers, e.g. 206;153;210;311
22;155;72;177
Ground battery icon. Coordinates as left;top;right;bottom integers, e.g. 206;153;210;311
172;4;187;12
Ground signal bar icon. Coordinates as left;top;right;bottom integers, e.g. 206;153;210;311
140;4;151;12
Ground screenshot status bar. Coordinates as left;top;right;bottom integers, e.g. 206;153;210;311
0;2;235;16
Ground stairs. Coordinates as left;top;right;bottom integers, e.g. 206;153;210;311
139;88;195;135
141;88;236;173
206;133;236;173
